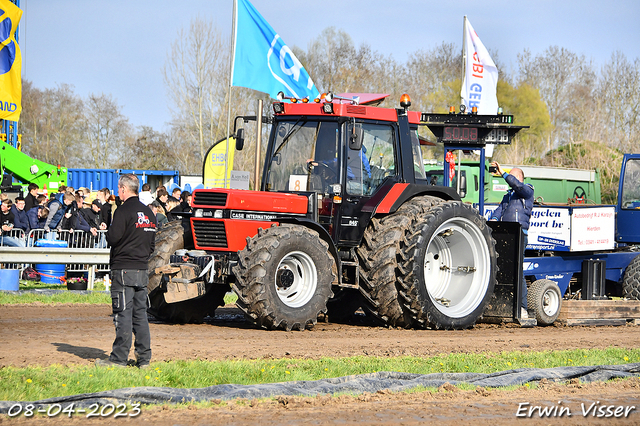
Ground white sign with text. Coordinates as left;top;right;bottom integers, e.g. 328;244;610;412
484;205;615;252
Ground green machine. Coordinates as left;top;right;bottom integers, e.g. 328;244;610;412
0;127;68;194
424;160;601;205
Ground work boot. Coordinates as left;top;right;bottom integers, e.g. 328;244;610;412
95;358;126;368
520;307;528;319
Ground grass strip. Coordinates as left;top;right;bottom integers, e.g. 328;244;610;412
1;282;238;305
1;347;638;402
0;291;111;305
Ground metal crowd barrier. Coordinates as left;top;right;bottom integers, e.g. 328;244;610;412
0;229;111;285
25;229;111;273
1;229;26;269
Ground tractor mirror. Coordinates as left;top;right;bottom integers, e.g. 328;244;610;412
235;128;245;151
348;124;364;150
459;174;467;198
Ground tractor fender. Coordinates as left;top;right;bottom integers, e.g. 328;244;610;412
371;182;461;216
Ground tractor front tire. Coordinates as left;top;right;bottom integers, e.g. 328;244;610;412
232;224;335;331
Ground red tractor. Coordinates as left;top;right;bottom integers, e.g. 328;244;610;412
148;93;526;330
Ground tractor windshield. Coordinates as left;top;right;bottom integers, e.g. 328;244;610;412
265;119;340;192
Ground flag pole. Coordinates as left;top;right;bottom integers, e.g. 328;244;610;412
461;15;467;107
225;0;237;189
455;16;468;195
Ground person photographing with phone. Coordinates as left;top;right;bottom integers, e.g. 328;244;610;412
488;161;534;318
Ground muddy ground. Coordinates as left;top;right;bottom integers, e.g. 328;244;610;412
1;304;640;425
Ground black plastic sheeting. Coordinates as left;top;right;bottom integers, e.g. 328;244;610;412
1;363;639;412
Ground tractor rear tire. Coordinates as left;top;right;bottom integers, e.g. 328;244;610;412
358;195;444;327
528;279;562;326
400;201;497;329
147;220;226;324
622;253;640;300
232;224;335;331
148;220;184;293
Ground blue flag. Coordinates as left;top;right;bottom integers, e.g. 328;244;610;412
231;0;319;100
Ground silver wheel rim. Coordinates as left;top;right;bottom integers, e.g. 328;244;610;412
542;288;560;317
423;216;491;318
275;251;317;308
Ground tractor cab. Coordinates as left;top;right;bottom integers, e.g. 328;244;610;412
257;93;446;248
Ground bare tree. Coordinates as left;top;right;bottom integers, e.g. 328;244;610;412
116;126;177;171
297;27;397;96
597;51;640;152
83;93;131;169
19;80;44;156
402;42;460;113
517;47;595;151
163;18;230;165
20;83;84;166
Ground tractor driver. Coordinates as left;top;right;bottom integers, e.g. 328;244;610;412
306;136;340;191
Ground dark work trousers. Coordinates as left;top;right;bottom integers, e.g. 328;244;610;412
522;234;528;310
109;269;151;365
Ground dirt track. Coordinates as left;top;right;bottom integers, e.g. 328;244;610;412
1;304;640;425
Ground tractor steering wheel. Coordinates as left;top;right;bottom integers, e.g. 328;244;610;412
307;160;337;180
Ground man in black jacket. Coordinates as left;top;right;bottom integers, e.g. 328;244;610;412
96;174;157;369
95;188;112;229
24;183;39;212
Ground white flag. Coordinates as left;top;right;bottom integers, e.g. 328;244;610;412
461;18;498;115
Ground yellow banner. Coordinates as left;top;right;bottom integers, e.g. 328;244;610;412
0;0;21;121
203;137;235;188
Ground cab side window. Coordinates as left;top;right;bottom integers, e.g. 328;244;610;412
346;123;396;196
621;159;640;209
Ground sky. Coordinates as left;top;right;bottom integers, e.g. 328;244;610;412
19;0;640;133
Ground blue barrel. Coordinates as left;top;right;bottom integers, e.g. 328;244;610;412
34;239;68;285
0;269;19;290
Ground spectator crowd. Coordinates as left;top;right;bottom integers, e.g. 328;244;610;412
0;181;192;247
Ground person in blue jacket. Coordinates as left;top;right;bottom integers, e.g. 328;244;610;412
27;195;49;230
489;161;534;319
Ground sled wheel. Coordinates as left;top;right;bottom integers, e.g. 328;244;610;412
528;279;562;326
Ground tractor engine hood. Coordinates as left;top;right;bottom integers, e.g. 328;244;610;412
190;189;311;252
191;188;309;214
